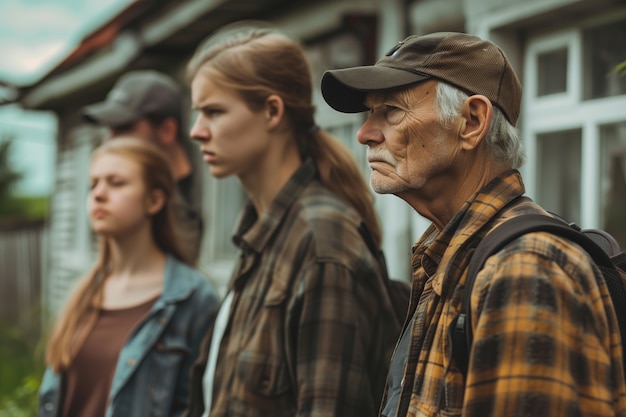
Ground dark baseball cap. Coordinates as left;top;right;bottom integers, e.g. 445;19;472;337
83;70;183;128
321;32;522;125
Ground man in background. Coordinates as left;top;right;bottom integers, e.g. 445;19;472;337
83;70;203;264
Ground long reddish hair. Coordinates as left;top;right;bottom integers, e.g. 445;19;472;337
45;137;187;372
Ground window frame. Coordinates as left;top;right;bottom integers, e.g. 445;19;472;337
523;12;626;229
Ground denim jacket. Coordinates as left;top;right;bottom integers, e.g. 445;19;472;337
39;255;220;417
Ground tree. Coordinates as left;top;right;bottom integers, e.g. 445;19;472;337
0;135;24;217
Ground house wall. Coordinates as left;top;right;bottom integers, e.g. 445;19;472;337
40;0;626;315
40;1;393;309
42;122;101;318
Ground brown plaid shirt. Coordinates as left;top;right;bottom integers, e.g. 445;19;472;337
186;159;402;417
387;170;626;417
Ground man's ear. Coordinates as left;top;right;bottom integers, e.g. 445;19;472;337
265;94;285;130
458;95;492;150
157;117;179;146
146;188;166;216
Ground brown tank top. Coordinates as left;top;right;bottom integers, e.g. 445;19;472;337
61;297;157;417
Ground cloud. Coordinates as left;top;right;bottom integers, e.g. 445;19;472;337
0;1;80;85
0;1;78;37
0;0;133;86
0;39;71;85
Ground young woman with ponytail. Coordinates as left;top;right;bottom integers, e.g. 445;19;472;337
39;138;219;417
185;23;403;417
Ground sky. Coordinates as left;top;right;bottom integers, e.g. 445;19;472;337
0;0;133;197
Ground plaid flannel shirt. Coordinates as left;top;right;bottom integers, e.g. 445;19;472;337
387;170;626;417
186;159;402;417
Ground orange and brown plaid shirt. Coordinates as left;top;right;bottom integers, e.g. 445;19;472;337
387;170;626;417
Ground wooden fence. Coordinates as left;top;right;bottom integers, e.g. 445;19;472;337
0;219;46;327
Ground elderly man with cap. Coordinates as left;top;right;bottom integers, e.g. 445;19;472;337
83;70;203;264
321;32;626;417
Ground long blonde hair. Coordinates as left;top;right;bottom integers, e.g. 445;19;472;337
45;138;187;372
187;24;382;247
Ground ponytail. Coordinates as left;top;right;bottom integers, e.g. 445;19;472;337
309;130;382;248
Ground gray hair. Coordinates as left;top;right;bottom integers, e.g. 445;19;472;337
435;81;525;169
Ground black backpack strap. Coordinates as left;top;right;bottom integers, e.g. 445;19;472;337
451;213;624;378
358;223;410;325
358;222;388;281
584;228;626;271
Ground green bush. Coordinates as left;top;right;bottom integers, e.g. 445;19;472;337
0;376;41;417
0;319;45;416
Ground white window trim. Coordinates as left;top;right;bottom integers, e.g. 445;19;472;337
524;29;580;109
524;15;626;229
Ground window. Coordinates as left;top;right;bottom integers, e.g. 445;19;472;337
326;121;368;173
524;30;578;106
306;32;364;78
583;18;626;99
197;150;246;261
525;11;626;233
536;129;582;223
306;31;369;177
537;47;568;96
599;121;626;248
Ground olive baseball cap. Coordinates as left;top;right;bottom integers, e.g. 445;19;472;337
321;32;522;125
83;70;183;128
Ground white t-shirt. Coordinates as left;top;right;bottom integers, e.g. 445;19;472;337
201;291;234;417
